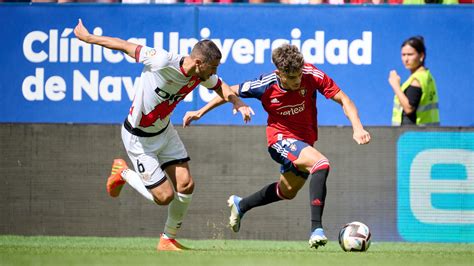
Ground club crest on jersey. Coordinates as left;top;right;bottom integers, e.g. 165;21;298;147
141;172;152;182
187;80;196;88
299;88;307;97
145;49;156;57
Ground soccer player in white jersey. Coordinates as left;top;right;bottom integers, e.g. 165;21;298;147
74;19;253;251
183;44;370;249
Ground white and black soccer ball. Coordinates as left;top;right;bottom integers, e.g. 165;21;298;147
338;221;371;252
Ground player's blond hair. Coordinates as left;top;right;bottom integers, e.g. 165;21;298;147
191;39;222;63
272;44;304;74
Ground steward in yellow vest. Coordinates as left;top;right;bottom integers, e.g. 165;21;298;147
389;36;440;126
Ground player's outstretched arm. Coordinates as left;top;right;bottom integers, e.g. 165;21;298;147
183;94;226;127
214;82;254;124
332;90;371;145
183;83;254;127
74;19;138;59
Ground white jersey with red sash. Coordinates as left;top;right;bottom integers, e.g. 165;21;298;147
126;45;222;136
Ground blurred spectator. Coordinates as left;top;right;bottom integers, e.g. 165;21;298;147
3;0;471;2
280;0;322;3
281;0;344;4
181;0;234;3
403;0;458;3
350;0;402;4
349;0;383;4
122;0;175;3
244;0;281;3
31;0;118;2
178;0;272;3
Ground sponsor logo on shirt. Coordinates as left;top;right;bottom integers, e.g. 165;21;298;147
289;144;297;152
277;102;305;116
155;87;186;104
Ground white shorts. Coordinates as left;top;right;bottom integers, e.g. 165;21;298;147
121;123;190;189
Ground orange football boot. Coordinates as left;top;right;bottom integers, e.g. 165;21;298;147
106;159;128;197
157;234;189;251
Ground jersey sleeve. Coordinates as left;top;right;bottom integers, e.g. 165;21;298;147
238;73;276;100
134;45;173;71
305;64;340;99
200;75;223;90
319;74;341;99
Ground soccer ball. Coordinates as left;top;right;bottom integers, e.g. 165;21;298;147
338;221;371;252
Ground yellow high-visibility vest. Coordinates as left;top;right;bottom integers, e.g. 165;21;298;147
392;69;440;126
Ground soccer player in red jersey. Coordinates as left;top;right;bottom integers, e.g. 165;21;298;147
183;43;371;249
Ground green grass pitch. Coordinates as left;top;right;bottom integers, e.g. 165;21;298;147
0;235;472;266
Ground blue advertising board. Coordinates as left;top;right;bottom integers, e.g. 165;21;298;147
0;5;473;126
397;132;474;242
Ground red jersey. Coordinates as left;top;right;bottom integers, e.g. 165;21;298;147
238;63;340;146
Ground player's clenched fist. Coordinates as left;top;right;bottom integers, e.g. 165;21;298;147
74;19;91;42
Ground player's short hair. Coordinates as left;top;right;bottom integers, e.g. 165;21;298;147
272;44;304;74
191;39;222;63
402;36;426;66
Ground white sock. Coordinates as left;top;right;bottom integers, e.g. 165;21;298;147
121;169;154;202
164;192;193;238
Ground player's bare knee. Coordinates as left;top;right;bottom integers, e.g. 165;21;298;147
153;195;174;205
177;178;194;194
152;190;174;205
277;182;297;200
282;187;298;199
